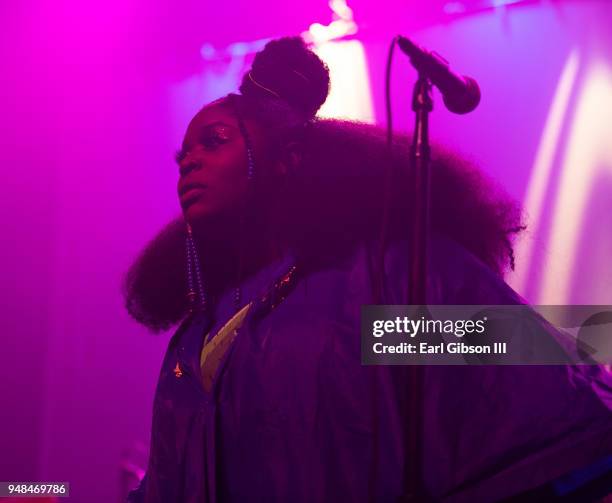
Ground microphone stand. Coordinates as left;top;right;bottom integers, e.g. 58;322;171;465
402;74;433;502
392;36;478;500
409;74;432;305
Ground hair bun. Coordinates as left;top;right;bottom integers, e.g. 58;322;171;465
239;37;330;120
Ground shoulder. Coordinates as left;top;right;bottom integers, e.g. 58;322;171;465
382;232;526;305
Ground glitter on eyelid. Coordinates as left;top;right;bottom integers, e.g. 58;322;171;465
211;127;231;139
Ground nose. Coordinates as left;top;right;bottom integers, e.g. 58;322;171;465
179;155;201;177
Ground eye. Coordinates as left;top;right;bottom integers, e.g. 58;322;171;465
174;127;232;166
201;131;229;150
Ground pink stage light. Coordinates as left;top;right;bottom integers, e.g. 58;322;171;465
508;49;580;297
539;59;612;304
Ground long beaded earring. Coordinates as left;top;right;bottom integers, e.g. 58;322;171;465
238;119;256;181
234;116;256;311
185;222;206;313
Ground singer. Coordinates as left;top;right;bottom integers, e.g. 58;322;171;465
124;37;612;502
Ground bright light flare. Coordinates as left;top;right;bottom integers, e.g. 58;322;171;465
508;49;580;294
313;40;374;123
539;60;612;304
303;0;357;45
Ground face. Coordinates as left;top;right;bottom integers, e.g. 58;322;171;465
176;101;267;225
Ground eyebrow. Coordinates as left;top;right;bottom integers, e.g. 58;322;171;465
176;121;237;163
201;120;236;130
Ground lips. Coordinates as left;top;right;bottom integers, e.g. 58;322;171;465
179;182;207;198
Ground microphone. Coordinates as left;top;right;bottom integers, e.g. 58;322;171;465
396;35;481;114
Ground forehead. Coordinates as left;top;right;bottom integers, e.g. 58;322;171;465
185;101;238;135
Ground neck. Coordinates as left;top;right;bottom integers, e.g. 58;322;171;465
190;212;283;299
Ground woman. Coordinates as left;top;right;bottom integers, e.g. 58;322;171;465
124;37;612;502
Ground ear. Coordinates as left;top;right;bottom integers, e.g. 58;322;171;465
273;141;301;176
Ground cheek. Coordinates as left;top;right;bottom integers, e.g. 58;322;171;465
201;154;250;213
216;176;248;208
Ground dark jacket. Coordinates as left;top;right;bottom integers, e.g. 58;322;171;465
128;234;612;502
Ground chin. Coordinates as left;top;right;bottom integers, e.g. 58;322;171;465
182;200;214;225
183;200;234;227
